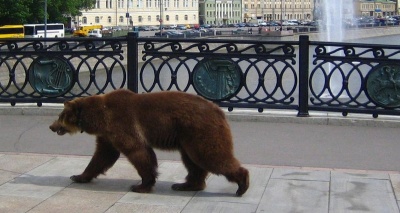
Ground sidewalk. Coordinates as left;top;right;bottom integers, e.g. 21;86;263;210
1;104;400;212
1;152;400;213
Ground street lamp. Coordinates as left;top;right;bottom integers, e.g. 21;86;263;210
44;0;47;38
126;0;129;29
215;0;217;25
159;0;163;35
280;0;283;31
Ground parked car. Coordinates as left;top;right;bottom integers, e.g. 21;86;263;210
154;30;184;38
111;26;122;31
238;23;246;27
138;26;150;31
176;25;187;30
149;26;159;31
169;24;177;29
282;20;298;26
200;24;212;28
88;29;102;38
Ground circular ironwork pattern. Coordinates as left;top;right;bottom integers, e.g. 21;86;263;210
192;58;242;101
28;56;75;97
366;64;400;108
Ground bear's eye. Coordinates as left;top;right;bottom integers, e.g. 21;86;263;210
59;112;65;121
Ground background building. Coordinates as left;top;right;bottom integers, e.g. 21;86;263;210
242;0;314;23
199;0;242;25
355;0;397;17
73;0;199;28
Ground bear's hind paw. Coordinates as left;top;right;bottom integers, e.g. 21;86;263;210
70;175;92;183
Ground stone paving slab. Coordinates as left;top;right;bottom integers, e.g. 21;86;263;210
0;153;400;213
330;172;399;213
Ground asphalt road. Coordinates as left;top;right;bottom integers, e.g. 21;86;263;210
1;113;400;172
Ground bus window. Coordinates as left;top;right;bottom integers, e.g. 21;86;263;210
0;25;24;38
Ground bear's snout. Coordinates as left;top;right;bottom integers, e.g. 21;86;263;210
49;121;67;135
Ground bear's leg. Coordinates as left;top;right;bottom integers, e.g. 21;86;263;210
71;136;120;183
124;146;158;193
223;166;250;196
172;151;208;191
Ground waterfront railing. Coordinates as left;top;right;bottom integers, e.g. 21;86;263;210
1;33;400;118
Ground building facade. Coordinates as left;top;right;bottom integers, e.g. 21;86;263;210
242;0;314;23
73;0;199;28
199;0;242;25
355;0;397;17
73;0;398;29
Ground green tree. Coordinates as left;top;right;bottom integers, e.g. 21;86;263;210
0;0;31;24
0;0;95;25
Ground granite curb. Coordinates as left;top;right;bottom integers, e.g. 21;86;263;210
1;104;400;128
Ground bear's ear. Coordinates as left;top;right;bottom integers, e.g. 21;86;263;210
64;99;81;111
63;100;74;109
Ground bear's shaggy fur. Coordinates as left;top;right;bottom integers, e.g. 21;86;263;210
49;89;249;196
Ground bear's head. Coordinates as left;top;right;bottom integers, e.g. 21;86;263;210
49;99;83;135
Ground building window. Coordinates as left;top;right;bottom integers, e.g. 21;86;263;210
139;16;143;22
166;15;170;21
119;16;124;23
96;0;100;8
184;15;188;20
148;16;151;21
106;0;113;8
108;16;112;23
175;15;178;21
118;0;125;8
95;16;100;23
156;15;160;21
82;17;87;24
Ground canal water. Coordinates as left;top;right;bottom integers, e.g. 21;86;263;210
347;34;400;45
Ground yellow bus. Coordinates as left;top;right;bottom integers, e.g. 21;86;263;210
0;25;24;38
73;25;103;37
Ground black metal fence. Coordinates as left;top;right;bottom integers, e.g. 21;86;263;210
1;33;400;118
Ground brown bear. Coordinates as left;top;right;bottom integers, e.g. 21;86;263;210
49;89;249;196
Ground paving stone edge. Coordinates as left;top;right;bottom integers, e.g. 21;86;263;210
1;104;400;128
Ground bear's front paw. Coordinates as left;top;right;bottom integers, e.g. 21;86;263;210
70;175;92;183
171;182;205;191
130;184;153;193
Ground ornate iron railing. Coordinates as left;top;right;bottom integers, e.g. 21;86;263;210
0;37;126;105
1;33;400;117
309;41;400;117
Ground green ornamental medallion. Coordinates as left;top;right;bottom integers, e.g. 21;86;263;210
28;56;74;97
193;58;242;101
366;64;400;108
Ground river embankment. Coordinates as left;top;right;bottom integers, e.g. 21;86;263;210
295;26;400;42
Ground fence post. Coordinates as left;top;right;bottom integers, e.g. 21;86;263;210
127;32;139;93
297;35;310;117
